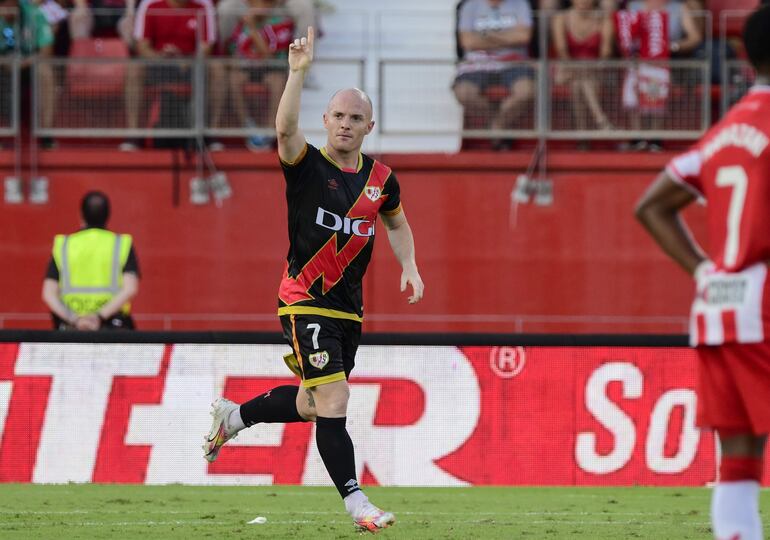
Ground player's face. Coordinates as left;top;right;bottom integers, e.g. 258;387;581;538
323;92;374;153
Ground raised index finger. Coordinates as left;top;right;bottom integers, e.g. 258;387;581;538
307;26;315;47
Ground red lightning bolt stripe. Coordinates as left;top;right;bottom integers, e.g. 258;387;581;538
278;160;392;313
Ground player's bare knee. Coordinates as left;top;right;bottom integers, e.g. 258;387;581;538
311;381;350;417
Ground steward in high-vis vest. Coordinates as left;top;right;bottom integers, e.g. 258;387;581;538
42;191;140;330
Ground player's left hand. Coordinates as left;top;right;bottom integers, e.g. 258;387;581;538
401;266;424;304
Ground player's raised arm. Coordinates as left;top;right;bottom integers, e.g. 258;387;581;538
276;26;314;164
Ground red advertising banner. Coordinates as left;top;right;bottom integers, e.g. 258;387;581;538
0;342;746;486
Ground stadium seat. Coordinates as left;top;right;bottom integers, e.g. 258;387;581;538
67;38;129;98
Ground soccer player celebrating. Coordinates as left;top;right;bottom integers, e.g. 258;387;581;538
635;6;770;539
203;27;424;533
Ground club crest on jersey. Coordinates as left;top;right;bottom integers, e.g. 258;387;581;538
309;351;330;369
365;186;382;202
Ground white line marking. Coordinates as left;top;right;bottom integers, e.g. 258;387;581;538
0;509;702;517
0;520;230;528
0;519;716;528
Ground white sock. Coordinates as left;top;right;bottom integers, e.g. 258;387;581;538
711;480;763;540
343;490;368;516
227;407;246;432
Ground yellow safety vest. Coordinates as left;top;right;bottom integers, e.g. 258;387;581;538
52;229;133;317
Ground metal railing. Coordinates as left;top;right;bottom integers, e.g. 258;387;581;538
31;56;364;140
379;58;710;140
35;57;198;138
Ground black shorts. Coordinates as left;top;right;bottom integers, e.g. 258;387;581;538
280;314;362;388
146;65;192;87
241;64;288;83
453;66;535;91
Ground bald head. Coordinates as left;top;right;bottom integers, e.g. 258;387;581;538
327;88;373;121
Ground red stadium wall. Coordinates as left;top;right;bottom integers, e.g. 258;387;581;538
0;149;704;332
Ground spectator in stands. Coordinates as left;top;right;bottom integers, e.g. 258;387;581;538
218;0;319;86
454;0;535;150
225;0;293;150
628;0;702;58
0;0;15;157
0;0;56;149
39;0;68;58
217;0;246;51
42;191;140;330
551;0;614;139
39;0;68;32
599;0;617;12
615;0;701;151
69;0;136;46
219;0;308;42
686;0;735;84
121;0;225;151
0;1;16;57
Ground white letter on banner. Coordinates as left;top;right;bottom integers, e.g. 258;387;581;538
301;346;480;487
127;344;294;485
575;362;642;475
646;389;700;474
13;343;164;483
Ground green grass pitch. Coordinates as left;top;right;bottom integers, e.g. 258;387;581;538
2;484;769;539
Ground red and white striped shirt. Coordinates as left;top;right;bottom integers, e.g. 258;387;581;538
667;86;770;345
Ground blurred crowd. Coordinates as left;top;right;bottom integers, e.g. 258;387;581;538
454;0;726;151
0;0;324;150
0;0;755;155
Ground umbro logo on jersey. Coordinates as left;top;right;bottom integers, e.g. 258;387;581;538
316;207;374;237
365;186;381;202
327;179;339;190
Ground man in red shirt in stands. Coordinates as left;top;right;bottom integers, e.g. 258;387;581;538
636;6;770;539
121;0;224;151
